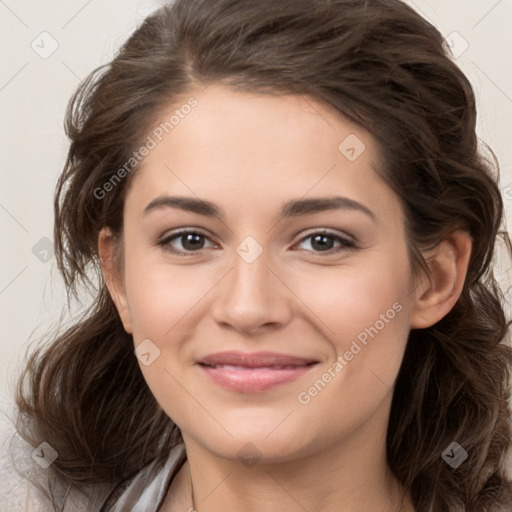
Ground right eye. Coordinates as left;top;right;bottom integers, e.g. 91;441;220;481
158;229;217;255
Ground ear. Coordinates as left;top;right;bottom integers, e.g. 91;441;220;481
410;230;472;329
98;227;133;334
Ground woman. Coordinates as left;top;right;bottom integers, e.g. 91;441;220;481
6;0;512;510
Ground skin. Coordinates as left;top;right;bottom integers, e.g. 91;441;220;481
99;83;472;512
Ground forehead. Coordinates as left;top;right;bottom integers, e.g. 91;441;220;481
124;83;399;221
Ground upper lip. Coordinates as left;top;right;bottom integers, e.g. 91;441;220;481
197;351;319;368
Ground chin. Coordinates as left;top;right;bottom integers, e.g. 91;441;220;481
182;417;326;465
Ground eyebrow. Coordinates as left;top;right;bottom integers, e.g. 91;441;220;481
143;195;376;222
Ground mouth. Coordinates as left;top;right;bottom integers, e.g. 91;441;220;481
196;351;320;393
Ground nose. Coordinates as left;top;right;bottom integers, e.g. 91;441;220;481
210;244;293;334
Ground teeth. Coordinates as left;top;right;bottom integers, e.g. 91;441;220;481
211;364;300;370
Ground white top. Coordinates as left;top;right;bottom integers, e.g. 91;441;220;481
0;410;187;511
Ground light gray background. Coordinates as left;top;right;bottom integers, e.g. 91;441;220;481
1;0;511;412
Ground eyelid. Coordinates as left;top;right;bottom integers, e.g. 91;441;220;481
158;228;217;254
292;227;356;245
290;229;357;255
157;227;357;255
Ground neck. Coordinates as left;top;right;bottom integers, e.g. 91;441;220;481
167;393;415;512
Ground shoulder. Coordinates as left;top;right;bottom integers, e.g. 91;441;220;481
0;405;111;511
0;406;53;511
104;442;187;512
1;402;186;512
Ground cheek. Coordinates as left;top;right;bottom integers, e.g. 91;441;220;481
291;254;412;346
289;262;412;440
291;252;413;400
123;257;205;425
123;250;210;340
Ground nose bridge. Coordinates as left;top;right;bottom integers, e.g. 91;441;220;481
233;237;270;298
210;235;292;331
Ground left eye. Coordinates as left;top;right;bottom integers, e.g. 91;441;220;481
158;230;355;255
294;232;355;253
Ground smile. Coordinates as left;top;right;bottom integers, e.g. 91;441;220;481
196;351;319;392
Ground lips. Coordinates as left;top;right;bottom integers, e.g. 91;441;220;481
197;351;319;368
196;351;319;392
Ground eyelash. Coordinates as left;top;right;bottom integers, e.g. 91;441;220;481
157;229;357;256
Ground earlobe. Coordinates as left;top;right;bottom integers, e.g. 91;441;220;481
98;227;133;334
410;231;472;329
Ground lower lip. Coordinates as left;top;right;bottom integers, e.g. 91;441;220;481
197;363;318;392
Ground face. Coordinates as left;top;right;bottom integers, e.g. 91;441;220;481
106;83;420;463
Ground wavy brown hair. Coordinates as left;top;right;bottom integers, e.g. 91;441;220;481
15;0;512;510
